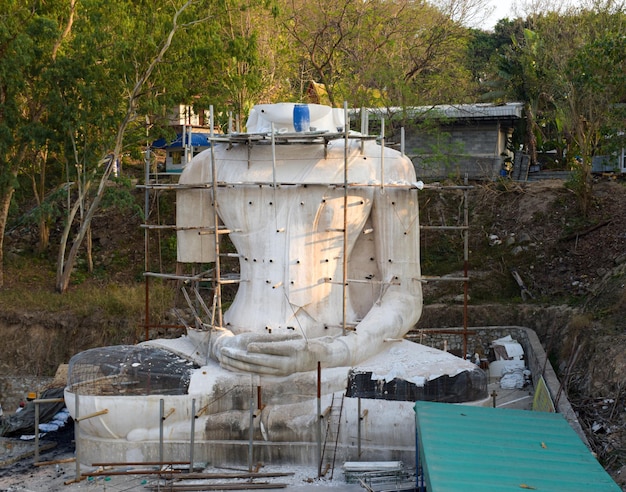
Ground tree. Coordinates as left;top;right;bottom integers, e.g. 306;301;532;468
550;9;626;213
1;0;274;290
479;4;625;213
527;7;626;214
484;19;552;169
56;0;204;293
0;0;77;287
278;0;363;106
279;0;484;109
466;19;526;92
187;0;279;126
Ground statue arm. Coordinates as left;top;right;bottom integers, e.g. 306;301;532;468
213;186;422;375
338;185;422;365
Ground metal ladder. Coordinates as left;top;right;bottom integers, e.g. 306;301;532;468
321;393;345;479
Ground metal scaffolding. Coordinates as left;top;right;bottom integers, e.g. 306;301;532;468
139;105;473;352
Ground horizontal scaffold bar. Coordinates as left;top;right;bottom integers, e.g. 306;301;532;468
421;275;469;282
143;272;214;282
140;181;429;190
420;225;469;230
143;272;242;283
141;224;239;234
324;278;402;286
210;131;378;144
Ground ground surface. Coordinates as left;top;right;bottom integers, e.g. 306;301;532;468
0;427;362;492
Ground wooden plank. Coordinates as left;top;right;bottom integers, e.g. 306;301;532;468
145;483;288;491
34;457;76;467
86;469;182;476
173;472;294;480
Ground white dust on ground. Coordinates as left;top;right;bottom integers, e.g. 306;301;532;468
0;453;366;492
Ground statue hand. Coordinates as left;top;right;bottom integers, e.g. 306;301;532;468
215;332;351;376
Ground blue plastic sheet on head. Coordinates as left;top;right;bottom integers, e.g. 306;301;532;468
293;104;310;132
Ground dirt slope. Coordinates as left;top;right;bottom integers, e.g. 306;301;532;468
465;178;626;485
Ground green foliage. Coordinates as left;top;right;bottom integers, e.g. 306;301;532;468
564;165;592;215
101;178;144;219
15;186;64;229
278;0;478;107
480;7;626;214
421;233;464;275
160;234;178;264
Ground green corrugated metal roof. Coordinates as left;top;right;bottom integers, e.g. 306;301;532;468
414;401;620;492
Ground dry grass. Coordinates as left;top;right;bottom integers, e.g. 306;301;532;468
0;256;174;322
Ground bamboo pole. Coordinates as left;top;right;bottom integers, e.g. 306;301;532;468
35;457;76;467
74;409;108;422
159;399;164;464
74;394;80;482
316;361;322;478
463;174;469;358
209;105;223;329
342;102;349;336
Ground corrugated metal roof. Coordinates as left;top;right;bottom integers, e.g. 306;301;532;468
359;103;524;121
407;103;524;120
414;401;620;492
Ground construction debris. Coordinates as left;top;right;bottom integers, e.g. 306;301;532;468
343;462;415;491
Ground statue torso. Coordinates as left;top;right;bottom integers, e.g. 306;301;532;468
212;141;378;337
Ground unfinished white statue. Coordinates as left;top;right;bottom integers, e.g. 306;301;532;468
64;104;488;465
177;102;423;376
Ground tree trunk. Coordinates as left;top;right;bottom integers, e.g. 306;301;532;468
56;180;91;288
38;216;50;253
0;143;26;288
0;183;16;288
56;158;115;292
86;224;93;273
32;151;50;253
525;102;538;167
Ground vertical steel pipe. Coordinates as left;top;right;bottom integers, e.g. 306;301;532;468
248;397;255;473
357;397;362;458
159;399;164;465
74;394;80;482
342;103;349;337
34;399;40;464
317;361;322;478
190;398;196;473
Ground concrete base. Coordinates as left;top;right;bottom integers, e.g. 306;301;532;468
76;439;418;468
66;341;488;467
71;394;427;466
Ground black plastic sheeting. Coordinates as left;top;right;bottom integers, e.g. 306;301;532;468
346;368;488;403
0;387;66;437
67;345;199;396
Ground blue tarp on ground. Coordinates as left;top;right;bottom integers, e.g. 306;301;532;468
414;400;620;492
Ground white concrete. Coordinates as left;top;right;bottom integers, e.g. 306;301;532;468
65;341;486;465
